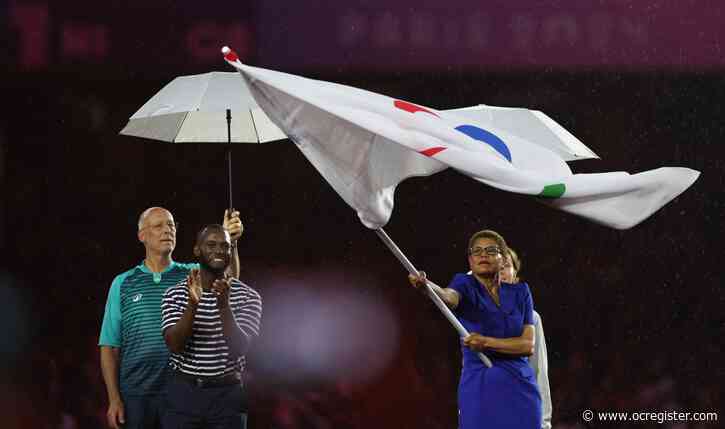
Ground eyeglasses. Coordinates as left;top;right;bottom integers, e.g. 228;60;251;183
141;221;179;233
468;246;502;257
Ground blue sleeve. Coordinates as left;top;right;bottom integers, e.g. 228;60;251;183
99;273;127;347
447;273;471;313
521;282;534;326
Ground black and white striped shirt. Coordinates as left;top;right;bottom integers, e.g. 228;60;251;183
161;278;262;377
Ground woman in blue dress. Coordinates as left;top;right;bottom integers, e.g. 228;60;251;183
409;229;542;429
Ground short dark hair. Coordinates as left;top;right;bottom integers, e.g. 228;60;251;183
195;224;227;245
467;229;508;256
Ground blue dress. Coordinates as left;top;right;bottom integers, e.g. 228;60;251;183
448;273;542;429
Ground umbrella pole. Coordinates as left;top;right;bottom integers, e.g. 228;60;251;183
226;109;233;211
374;228;492;368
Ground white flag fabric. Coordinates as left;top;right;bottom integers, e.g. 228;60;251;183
223;51;699;230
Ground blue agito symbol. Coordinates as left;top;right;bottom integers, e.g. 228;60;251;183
455;125;512;163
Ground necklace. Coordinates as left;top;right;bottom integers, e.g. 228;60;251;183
484;282;500;306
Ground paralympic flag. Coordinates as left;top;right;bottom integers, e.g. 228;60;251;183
222;48;699;230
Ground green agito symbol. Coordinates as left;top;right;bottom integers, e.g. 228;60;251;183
538;183;566;199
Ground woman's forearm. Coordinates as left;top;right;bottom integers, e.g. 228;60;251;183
427;283;460;309
464;325;535;356
486;336;534;356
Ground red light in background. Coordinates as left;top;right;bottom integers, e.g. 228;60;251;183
62;23;109;60
187;21;252;63
10;2;49;68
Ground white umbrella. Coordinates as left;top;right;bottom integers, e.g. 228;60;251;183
120;71;287;208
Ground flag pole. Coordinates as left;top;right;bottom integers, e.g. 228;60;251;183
374;228;493;368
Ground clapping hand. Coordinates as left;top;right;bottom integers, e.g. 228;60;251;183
212;276;231;309
187;269;203;306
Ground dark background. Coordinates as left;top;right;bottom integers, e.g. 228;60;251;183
2;1;724;428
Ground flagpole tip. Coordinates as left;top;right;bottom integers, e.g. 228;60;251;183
221;46;239;62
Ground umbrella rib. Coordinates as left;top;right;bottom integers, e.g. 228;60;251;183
249;109;260;143
197;73;212;111
172;111;190;142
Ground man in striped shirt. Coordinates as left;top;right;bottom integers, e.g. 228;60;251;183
162;224;262;428
99;207;242;429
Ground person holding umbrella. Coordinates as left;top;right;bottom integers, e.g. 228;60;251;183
408;229;541;429
161;224;262;428
98;207;242;429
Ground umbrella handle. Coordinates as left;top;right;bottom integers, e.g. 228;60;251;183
226;109;233;209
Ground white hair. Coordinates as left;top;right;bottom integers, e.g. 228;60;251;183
137;207;169;230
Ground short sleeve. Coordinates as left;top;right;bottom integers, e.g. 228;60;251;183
447;273;472;313
521;283;534;326
232;284;263;341
99;274;125;347
161;283;187;334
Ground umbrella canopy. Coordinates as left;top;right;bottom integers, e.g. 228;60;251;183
119;71;288;209
120;71;286;143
